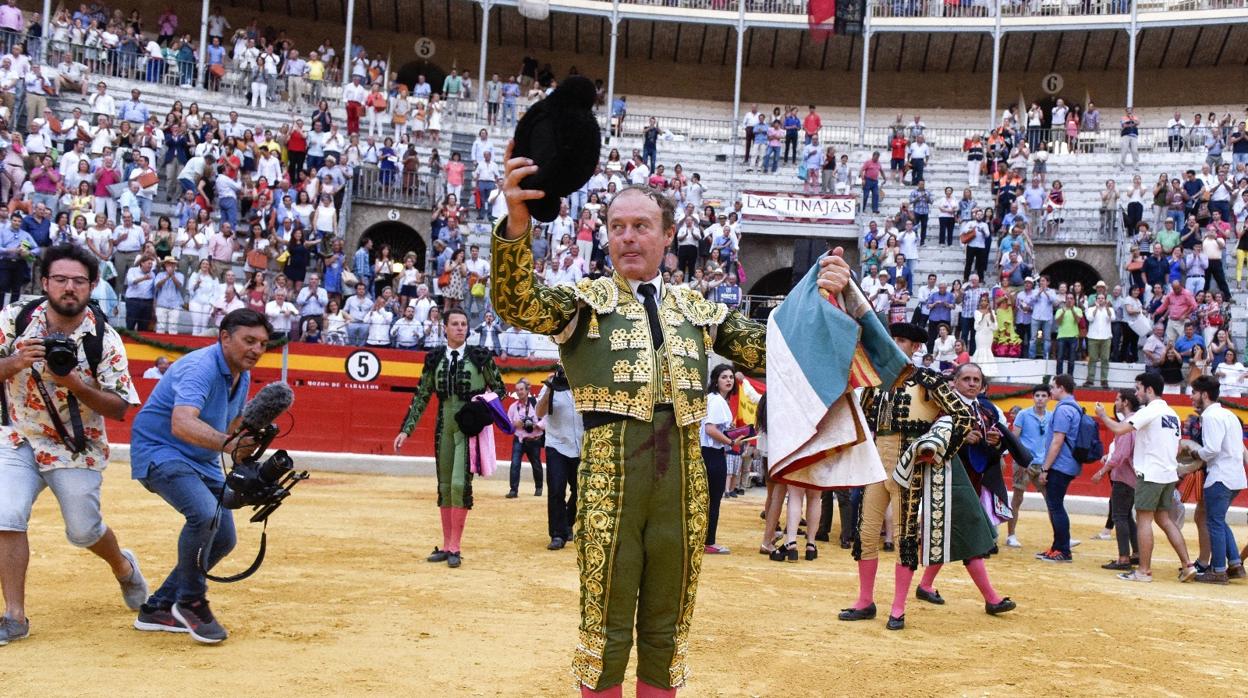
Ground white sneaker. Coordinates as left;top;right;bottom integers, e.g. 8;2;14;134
1070;538;1082;548
1092;530;1114;541
1006;535;1022;548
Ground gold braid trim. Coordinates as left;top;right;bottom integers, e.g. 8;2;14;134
490;220;580;336
671;286;729;327
572;422;627;689
713;310;767;372
670;422;707;688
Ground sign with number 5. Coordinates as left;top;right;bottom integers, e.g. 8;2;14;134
345;350;382;382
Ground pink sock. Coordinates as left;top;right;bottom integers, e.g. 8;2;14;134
965;557;1002;604
891;564;915;619
580;684;623;698
439;507;451;551
448;507;468;553
919;563;943;592
855;558;879;609
636;680;676;698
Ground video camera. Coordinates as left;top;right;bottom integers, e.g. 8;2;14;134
221;422;308;524
200;383;308;583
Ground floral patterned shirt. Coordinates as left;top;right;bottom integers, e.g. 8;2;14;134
0;301;140;471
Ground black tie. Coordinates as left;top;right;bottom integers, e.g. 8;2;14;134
638;283;663;349
447;349;459;395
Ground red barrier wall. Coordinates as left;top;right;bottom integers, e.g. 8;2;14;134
112;334;1245;503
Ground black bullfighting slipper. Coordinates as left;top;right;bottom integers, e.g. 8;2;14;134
838;603;877;621
985;597;1017;615
916;587;945;605
886;614;905;631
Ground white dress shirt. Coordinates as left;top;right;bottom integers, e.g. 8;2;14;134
1193;403;1248;490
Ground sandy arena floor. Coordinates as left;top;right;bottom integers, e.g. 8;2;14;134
2;468;1245;697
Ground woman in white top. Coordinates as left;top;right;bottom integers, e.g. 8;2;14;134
175;219;208;276
322;298;349;345
420;307;446;349
932;323;957;370
1214;349;1247;398
971;294;998;375
311;194;338;237
187;259;220;336
700;365;738;556
85;212;114;264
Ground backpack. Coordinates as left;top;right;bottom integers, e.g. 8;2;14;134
0;296;109;429
1062;402;1104;464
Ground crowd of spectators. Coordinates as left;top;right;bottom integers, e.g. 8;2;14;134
852;106;1248;395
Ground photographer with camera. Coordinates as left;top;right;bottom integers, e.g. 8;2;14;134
506;378;544;499
128;308;273;644
535;365;581;551
0;245;145;647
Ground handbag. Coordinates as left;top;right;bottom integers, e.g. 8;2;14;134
341;269;359;288
246;249;269;269
438;270;451;287
796;162;807;181
470;281;486;297
137;170;160;188
959;229;976;244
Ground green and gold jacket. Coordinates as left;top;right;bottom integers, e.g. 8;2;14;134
491;221;765;428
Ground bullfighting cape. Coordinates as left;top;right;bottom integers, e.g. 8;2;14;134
766;259;911;489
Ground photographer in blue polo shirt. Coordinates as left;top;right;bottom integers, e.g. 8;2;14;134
129;308;272;644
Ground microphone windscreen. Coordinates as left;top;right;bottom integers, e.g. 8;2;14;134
241;382;295;431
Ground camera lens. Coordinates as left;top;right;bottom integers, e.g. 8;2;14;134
257;450;294;483
43;337;79;377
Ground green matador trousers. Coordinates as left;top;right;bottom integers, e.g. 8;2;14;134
434;392;473;509
573;408;707;690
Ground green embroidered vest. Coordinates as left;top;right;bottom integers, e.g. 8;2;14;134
559;274;727;428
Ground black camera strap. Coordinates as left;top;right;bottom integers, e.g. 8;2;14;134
30;369;87;456
197;506;269;584
195;439;268;584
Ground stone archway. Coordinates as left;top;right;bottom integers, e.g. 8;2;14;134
749;266;794;298
1039;259;1101;291
362;221;427;269
396;61;448;94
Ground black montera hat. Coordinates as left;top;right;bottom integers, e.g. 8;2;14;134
889;322;928;345
512;76;601;222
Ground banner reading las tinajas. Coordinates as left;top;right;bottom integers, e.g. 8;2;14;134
740;191;857;225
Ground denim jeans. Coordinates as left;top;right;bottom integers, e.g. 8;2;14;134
1030;319;1050;358
139;460;237;606
545;448;578;541
642;144;657;173
1043;469;1074;555
701;446;727;546
862;178;880;213
1204;482;1242;571
476;181;496;219
1110;480;1139;560
1057;337;1078;376
218;196;239;228
509;437;543;494
763;145;781;173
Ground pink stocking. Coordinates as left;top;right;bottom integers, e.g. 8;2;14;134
965;557;1002;604
919;563;943;593
636;680;676;698
854;558;879;609
439;507;451;551
448;507;468;553
580;684;623;698
891;564;915;619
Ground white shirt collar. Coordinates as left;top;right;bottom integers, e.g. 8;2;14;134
627;273;664;304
